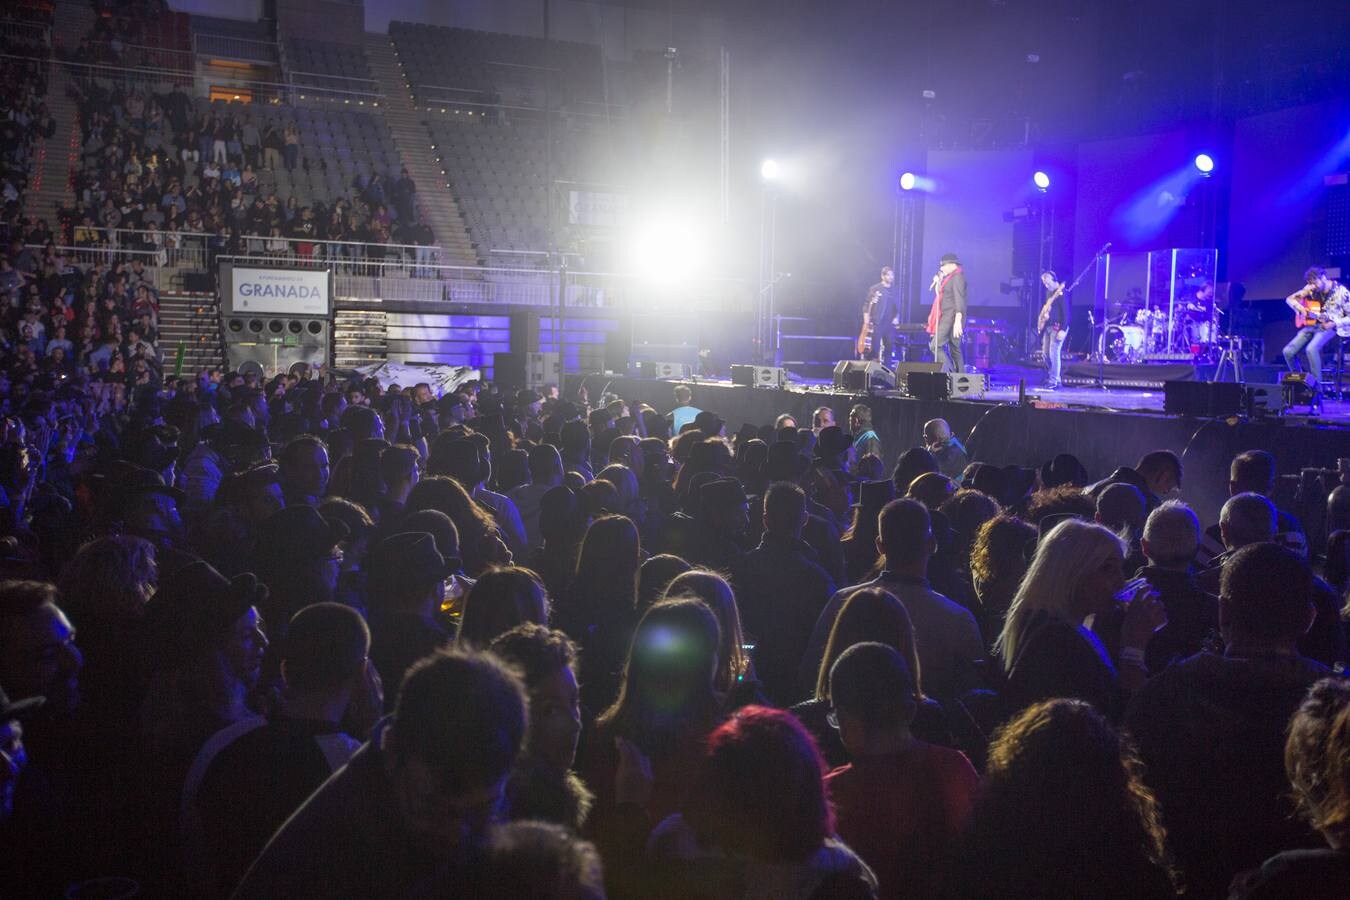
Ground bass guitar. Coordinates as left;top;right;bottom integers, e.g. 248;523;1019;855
856;288;881;357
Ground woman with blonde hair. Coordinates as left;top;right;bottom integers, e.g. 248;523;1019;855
997;518;1164;719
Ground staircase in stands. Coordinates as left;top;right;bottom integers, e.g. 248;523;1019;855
157;293;226;376
27;0;97;227
364;32;480;268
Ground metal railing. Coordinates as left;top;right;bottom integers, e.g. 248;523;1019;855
217;254;747;312
192;32;279;64
28;244;167;287
20;52;384;106
75;39;194;72
0;17;50;48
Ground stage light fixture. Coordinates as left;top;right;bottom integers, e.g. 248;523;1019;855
1194;153;1215;174
760;159;780;181
899;172;917;191
1033;171;1051;191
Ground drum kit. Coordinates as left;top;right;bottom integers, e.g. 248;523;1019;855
1097;298;1220;364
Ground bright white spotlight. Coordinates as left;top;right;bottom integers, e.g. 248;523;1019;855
626;215;706;285
1033;170;1051;191
760;159;780;181
1194;153;1215;174
899;172;917;191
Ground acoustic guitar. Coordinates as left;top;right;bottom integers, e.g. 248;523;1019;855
1295;298;1323;329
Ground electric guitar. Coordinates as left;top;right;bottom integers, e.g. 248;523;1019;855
856;288;881;357
1037;283;1065;335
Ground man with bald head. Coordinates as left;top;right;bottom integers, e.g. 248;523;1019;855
922;419;967;480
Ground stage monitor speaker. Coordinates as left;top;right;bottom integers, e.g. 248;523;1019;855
905;370;949;401
949;372;988;398
730;364;787;389
893;361;943;379
1244;385;1276;417
833;360;895;392
636;360;692;379
1163;380;1243;417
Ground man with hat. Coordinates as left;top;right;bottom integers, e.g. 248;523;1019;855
807;424;857;529
1040;453;1089;490
689;477;751;570
511;388;543;443
927;253;968;374
732;481;836;705
112;463;195;572
694;409;726;439
365;532;460;699
842;479;895;583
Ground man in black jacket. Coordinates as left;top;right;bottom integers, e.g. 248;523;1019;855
927;253;967;373
732;482;836;705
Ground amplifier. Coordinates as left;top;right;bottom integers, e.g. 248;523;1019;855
906;371;988;400
730;364;787;388
636;360;692;379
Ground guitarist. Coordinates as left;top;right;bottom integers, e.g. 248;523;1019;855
857;266;898;363
1283;266;1350;387
1036;270;1069;390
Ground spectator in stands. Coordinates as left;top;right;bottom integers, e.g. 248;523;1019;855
579;599;724;889
795;587;954;764
405;476;512;576
825;642;978;899
555;514;640;716
234;649;528;898
1231;678;1350;898
509;444;562;552
953;698;1176;899
840;479;893;585
732;481;836;705
848;404;880;461
251;506;347;631
667;384;701;435
281;122;299;172
489;624;591;831
278;435;330;507
998;518;1165;718
188;603;382;892
806;499;983;703
923;418;968;480
1199;449;1307;565
456;566;548;648
1095;482;1147;572
1126;542;1330;898
365;532;457;700
891;446;939;496
647;705;877;898
1127;500;1219;672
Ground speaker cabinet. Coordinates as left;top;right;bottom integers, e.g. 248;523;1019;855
636;360;692;379
833;360;895;392
495;352;561;390
730;365;787;388
221;314;329;377
1163;381;1244;417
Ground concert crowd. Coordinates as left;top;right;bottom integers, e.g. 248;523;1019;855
0;311;1348;898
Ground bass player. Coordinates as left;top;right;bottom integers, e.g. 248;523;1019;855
1036;270;1068;390
1283;266;1350;387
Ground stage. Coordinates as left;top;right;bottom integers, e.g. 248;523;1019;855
569;371;1350;531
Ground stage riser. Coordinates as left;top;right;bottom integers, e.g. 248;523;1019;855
571;376;1349;533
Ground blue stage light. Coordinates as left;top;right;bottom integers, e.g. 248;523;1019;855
1194;153;1215;174
899;172;917;191
1033;171;1051;190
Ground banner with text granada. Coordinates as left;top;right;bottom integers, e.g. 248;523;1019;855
229;267;330;316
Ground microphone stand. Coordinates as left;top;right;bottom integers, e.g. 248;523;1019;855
1083;242;1112;390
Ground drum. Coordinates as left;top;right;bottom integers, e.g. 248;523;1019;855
1101;324;1146;364
1185;316;1214;345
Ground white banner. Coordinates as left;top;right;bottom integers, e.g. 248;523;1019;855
567;190;628;229
231;267;330;316
352;362;481;397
